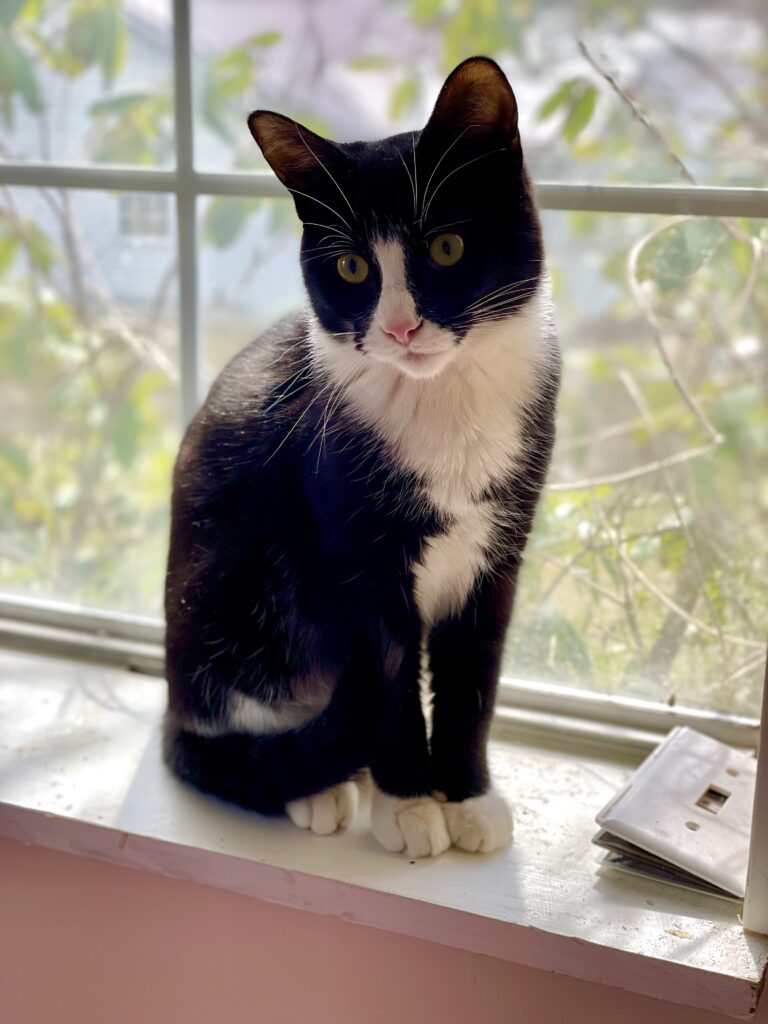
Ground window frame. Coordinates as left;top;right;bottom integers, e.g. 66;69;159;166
0;0;766;928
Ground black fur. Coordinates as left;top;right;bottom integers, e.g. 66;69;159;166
163;57;559;826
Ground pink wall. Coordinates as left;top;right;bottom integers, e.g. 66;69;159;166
1;837;764;1024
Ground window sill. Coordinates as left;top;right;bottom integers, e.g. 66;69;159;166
1;649;765;1020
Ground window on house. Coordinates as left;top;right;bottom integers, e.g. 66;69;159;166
0;0;766;733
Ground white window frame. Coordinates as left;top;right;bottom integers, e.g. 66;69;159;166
0;0;766;930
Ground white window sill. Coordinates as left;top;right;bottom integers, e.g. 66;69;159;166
1;649;766;1020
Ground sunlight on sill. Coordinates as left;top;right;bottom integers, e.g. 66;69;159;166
0;648;766;1020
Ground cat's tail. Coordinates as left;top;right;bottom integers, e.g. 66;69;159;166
162;690;369;815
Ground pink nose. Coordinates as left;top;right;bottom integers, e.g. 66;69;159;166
382;317;422;347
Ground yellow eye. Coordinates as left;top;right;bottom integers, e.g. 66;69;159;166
429;233;464;267
336;253;369;284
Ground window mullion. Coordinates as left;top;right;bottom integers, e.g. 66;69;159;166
744;655;768;934
173;0;200;426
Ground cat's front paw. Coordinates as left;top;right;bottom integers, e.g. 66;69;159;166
286;781;359;836
370;789;450;858
439;790;513;853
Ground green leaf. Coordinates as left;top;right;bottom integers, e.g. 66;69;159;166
638;219;724;292
348;55;392;71
389;74;420;119
537;78;580;121
203;196;261;248
247;30;281;47
112;397;139;468
98;0;127;86
89;91;154;116
410;0;444;23
0;233;19;273
0;27;41;115
562;84;597;142
23;221;54;270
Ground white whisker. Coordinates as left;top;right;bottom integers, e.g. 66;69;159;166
422;147;508;225
286;186;354;233
395;147;417;217
419;123;478;225
296;124;357;222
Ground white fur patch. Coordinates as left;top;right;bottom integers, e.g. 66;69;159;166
312;283;554;516
181;685;330;739
372;239;419;331
440;790;513;853
370;786;451;858
286;780;359;835
414;503;494;625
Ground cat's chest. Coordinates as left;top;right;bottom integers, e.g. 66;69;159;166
413;503;496;626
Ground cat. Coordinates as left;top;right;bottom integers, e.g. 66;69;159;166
163;56;560;858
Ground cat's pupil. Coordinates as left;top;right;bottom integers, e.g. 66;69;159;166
441;240;451;256
349;257;358;274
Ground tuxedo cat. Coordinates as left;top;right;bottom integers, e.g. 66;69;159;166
163;57;560;858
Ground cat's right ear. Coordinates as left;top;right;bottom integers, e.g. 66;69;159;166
248;111;345;197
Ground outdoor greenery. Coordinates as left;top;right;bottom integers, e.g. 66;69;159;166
0;0;766;714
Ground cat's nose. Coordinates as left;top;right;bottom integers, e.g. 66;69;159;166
381;317;423;347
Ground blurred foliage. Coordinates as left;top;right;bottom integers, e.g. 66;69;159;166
0;0;766;713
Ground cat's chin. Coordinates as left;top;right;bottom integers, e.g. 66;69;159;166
371;348;456;380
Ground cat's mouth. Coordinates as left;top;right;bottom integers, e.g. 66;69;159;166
370;345;457;380
363;323;459;380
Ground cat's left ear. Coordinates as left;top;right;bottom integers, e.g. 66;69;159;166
248;111;348;196
420;57;520;154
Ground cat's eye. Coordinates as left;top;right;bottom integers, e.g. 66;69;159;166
428;233;464;267
336;253;369;284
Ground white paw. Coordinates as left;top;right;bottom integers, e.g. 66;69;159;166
286;781;359;836
370;788;450;858
441;791;513;853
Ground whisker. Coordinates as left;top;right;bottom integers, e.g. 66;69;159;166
262;363;314;413
424;218;473;237
422;147;508;225
419;123;478;224
463;275;540;311
286;186;353;233
394;147;417;218
411;131;419;217
302;221;354;243
296;124;357;223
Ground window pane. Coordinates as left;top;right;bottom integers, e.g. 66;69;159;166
199;196;302;385
1;0;173;167
0;187;178;614
504;211;767;716
192;0;767;186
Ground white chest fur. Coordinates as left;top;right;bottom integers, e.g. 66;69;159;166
413;501;495;625
312;287;554;624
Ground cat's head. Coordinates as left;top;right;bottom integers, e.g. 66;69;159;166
248;57;542;381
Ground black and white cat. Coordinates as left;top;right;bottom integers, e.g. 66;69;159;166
163;57;560;858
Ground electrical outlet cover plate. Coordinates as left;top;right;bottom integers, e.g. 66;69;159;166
593;726;756;899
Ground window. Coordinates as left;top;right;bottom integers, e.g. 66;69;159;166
0;0;766;730
119;193;172;238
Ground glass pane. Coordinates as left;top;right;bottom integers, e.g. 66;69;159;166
200;196;302;385
0;187;178;614
191;0;767;186
1;0;173;167
504;211;768;716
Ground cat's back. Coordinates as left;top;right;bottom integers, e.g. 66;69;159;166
175;311;309;465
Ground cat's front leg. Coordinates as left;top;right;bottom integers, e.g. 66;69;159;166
427;566;520;854
368;632;450;859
